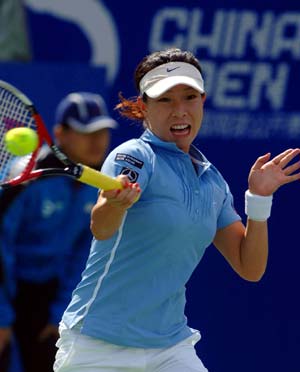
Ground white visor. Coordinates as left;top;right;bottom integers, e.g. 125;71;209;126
139;62;205;98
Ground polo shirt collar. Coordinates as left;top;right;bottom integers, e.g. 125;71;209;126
141;129;210;168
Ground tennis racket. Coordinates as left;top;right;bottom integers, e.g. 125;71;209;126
0;80;122;190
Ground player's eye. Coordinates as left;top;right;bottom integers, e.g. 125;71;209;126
157;96;170;102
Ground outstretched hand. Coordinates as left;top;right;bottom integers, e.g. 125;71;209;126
248;148;300;196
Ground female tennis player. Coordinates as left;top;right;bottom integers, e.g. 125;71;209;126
54;48;300;372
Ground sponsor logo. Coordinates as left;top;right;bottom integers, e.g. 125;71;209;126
115;153;144;169
120;167;139;182
166;66;180;72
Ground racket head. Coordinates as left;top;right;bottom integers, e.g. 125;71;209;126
0;80;124;192
0;80;45;186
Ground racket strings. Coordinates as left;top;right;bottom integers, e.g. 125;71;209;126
0;88;36;182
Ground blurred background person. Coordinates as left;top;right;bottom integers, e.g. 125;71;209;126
0;0;31;61
0;91;118;372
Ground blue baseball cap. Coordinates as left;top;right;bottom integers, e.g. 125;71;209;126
55;92;118;133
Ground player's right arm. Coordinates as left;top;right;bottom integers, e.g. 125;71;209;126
90;175;140;240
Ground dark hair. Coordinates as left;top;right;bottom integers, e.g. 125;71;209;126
115;48;202;121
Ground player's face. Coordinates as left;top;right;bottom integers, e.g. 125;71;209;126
57;127;110;168
142;84;205;153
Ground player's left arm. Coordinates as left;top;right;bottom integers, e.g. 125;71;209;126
214;148;300;281
213;220;268;282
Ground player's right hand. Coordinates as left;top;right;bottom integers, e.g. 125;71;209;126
101;175;141;209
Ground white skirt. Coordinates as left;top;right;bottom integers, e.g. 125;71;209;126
53;323;208;372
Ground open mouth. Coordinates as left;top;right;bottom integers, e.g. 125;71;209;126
170;124;191;136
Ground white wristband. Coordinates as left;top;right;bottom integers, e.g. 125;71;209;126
245;190;273;221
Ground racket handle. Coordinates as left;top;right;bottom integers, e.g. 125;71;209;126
79;166;122;190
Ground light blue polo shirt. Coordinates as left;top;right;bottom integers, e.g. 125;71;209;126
62;129;241;348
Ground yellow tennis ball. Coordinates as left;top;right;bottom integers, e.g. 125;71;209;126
4;127;38;156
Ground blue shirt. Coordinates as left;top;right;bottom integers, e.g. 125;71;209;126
62;129;241;348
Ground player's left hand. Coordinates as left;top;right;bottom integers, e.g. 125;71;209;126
248;148;300;196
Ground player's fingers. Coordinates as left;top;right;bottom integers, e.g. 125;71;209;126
251;153;271;170
108;182;140;206
277;148;300;168
115;174;131;189
271;148;295;165
281;172;300;185
129;182;141;201
118;182;141;200
284;160;300;176
102;175;131;198
101;188;120;200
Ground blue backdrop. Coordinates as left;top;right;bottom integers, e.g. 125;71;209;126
3;1;300;371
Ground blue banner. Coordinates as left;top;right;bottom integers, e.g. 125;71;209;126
24;0;300;140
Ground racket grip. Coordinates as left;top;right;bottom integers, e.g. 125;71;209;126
79;166;122;190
